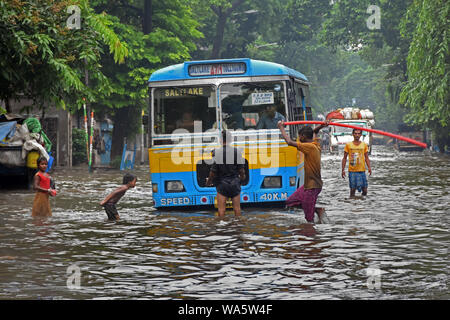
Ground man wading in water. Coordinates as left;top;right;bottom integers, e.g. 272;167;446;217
278;121;329;223
341;128;372;197
206;130;246;217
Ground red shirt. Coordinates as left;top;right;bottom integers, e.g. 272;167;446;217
37;172;51;190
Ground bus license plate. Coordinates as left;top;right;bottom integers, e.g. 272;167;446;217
258;192;288;202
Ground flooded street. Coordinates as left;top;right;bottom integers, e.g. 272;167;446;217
0;145;448;300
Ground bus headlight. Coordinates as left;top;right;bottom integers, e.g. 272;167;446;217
165;180;186;192
152;183;158;193
262;176;281;188
289;176;296;186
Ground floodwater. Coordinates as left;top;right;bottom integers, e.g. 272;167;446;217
0;146;448;300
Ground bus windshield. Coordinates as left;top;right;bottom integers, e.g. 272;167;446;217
219;81;286;130
153;85;216;134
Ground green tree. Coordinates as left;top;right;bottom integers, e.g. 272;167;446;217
0;0;128;113
399;0;449;151
72;127;88;165
90;0;202;159
320;0;415;131
192;0;385;122
191;0;260;60
192;0;330;60
271;37;388;121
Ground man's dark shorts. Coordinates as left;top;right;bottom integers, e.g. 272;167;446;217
103;203;118;220
216;177;241;198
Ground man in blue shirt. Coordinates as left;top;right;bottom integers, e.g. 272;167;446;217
256;105;286;129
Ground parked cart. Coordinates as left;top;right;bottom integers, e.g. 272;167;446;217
0;114;53;188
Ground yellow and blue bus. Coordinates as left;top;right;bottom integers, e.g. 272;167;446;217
148;58;312;208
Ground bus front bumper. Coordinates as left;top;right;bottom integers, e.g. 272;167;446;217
152;189;293;209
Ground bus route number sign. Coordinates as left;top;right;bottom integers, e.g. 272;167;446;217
188;63;246;76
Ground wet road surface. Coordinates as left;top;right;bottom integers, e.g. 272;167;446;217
0;146;448;299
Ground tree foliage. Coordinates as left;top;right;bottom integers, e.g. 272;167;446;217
0;0;128;112
1;0;448;155
319;0;416;130
400;0;449;127
89;0;203;158
91;0;201;110
399;0;449;151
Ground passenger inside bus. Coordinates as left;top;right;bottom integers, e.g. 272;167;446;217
256;105;286;129
154;86;217;134
175;111;195;131
221;95;245;130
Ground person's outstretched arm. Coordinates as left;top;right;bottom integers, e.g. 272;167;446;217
365;152;372;176
342;152;348;178
205;170;215;187
313;120;330;138
277;121;298;147
239;167;246;182
100;185;127;206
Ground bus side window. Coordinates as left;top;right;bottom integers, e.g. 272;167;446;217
292;82;304;121
290;81;307;138
286;81;297;139
298;86;306;121
300;85;312;120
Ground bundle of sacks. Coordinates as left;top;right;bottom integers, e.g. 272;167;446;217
326;107;374;121
0;115;51;167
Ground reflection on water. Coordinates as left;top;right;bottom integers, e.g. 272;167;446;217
0;146;448;299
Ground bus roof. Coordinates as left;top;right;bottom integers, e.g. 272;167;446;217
148;58;308;83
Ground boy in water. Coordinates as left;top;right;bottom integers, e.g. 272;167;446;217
100;173;137;220
341;128;372;197
278;121;329;223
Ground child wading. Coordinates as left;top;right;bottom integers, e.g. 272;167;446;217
32;157;57;217
278;121;329;223
341;128;372;197
100;173;137;220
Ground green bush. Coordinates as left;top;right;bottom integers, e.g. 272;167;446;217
72;128;88;165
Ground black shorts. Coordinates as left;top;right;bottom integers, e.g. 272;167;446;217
216;177;241;198
103;203;119;220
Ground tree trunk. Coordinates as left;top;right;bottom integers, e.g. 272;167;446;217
210;0;246;59
143;0;152;34
110;107;129;162
5;98;11;113
110;106;142;163
435;125;450;153
211;9;228;59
